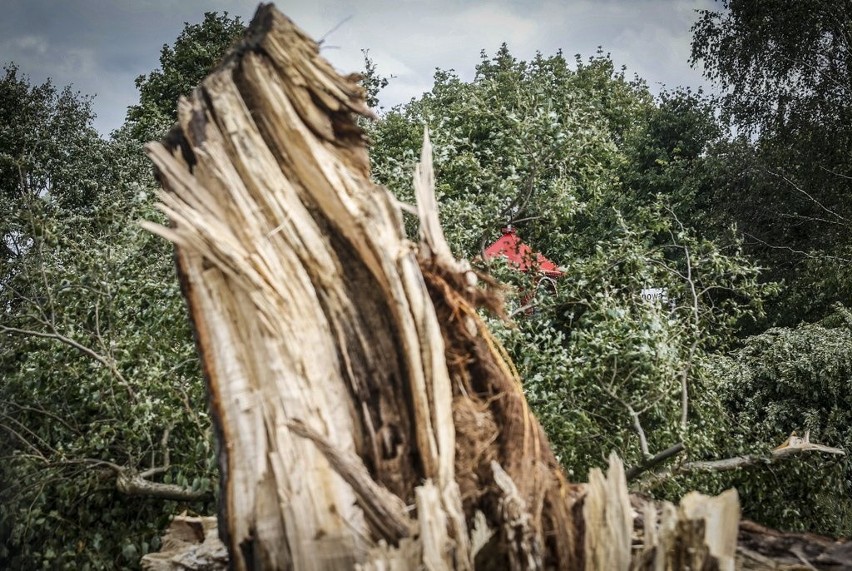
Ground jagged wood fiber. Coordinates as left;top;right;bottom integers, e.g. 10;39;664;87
143;4;569;568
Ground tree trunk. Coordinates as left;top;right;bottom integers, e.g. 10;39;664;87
143;4;852;570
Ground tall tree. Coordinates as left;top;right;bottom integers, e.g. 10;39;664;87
691;0;852;325
0;56;212;571
0;65;106;210
125;12;245;141
691;0;852;136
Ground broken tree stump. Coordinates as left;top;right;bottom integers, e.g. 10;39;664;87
143;4;575;568
143;3;852;570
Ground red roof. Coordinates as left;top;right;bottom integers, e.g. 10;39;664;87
483;227;563;277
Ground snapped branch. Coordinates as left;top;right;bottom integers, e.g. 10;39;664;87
83;458;211;502
625;442;685;482
115;469;211;502
640;431;845;487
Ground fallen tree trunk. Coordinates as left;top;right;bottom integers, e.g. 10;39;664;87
143;4;852;570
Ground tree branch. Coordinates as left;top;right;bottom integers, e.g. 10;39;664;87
80;458;210;502
625;442;685;482
642;431;845;486
743;233;852;264
0;399;80;433
141;426;172;479
508;301;538;318
0;421;48;459
115;470;211;502
626;403;650;458
0;324;136;400
765;168;850;224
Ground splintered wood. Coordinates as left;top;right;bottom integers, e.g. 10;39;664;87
145;3;757;570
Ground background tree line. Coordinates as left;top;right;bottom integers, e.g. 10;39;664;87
1;2;850;567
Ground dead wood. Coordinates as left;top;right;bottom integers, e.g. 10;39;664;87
142;3;852;570
639;430;846;488
141;514;227;571
142;2;585;567
737;520;852;570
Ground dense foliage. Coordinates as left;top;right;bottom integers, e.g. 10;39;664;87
365;48;772;488
2;4;851;567
709;305;852;532
125;12;246;141
0;32;219;571
691;0;852;327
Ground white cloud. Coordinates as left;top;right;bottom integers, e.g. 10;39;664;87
11;35;50;55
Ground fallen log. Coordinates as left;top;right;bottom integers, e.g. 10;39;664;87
142;3;852;569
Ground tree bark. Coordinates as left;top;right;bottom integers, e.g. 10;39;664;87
143;4;852;570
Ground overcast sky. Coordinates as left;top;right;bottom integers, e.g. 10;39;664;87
0;0;720;137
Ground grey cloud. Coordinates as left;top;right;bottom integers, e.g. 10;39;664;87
0;0;720;135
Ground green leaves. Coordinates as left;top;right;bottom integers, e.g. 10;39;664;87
368;48;628;258
691;0;852;327
367;45;770;489
126;12;246;141
0;65;106;211
698;309;852;534
691;0;852;137
1;41;214;571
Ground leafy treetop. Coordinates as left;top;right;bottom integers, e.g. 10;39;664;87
125;12;246;141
